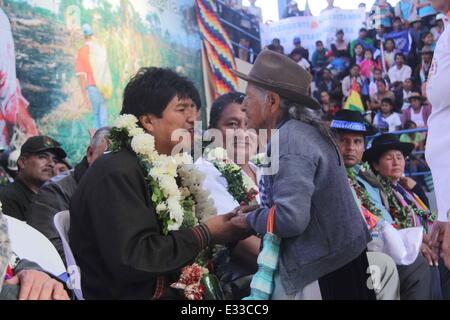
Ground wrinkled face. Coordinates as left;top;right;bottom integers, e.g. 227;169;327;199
18;151;57;186
373;150;406;181
215;102;256;163
337;132;365;168
381;101;393;114
143;96;198;155
243;83;271;130
87;139;109;166
53;161;70;176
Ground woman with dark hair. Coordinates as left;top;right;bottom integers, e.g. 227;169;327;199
196;92;261;298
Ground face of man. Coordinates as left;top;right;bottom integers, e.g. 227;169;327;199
337;132;365;168
377;81;387;93
87;139;109;166
404;79;413;90
351;66;360;77
53;161;70;176
374;69;382;80
323;69;332;80
422;52;433;64
243;83;273;130
142;96;198;155
396;55;404;67
359;30;367;39
316;42;324;51
18;151;57;187
410;97;422;110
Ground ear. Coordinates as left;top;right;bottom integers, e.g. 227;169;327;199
267;91;281;114
139;114;158;135
17;157;26;171
86;146;94;165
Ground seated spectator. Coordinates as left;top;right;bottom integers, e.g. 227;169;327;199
415;0;437;27
373;98;402;133
382;39;400;70
316;68;343;102
395;0;415;23
352;43;365;66
375;25;387;42
320;90;340;117
400;120;425;151
331;29;350;58
369;79;396;112
290;48;311;71
28;127;111;260
342;64;364;98
326;50;349;78
238;37;251;62
371;0;394;30
414;46;434;86
350;28;375;58
402;92;432;128
395;77;415;111
369;68;384;97
360;49;381;80
431;13;445;42
388;52;412;86
267;38;284;55
0;136;66;222
283;1;304;19
331;113;433;300
53;158;71;177
291;37;309;61
391;16;404;33
422;31;436;50
311;40;329;73
409;15;429;55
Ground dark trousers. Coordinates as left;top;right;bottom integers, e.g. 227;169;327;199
318;250;377;300
397;255;431;300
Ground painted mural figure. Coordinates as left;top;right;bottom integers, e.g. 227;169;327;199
75;24;113;130
0;7;39;148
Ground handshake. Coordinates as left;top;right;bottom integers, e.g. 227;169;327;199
203;204;260;245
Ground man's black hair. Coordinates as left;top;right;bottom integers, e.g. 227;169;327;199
395;52;405;60
121;67;201;118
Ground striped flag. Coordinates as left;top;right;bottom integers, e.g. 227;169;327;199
344;79;365;113
195;0;239;96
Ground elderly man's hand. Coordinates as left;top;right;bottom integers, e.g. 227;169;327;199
204;212;251;245
5;269;70;300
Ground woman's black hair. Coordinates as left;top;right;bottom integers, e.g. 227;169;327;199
121;67;201;118
208;92;245;129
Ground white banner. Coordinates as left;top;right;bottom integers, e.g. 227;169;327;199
260;9;366;57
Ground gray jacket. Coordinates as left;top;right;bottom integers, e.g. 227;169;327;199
247;119;371;295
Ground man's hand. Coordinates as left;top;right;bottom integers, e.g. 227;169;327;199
204;212;251;245
5;269;70;300
421;235;438;266
430;220;448;266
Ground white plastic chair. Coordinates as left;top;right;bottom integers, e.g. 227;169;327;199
5;215;66;277
53;210;84;300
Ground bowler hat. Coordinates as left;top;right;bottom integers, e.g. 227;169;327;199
363;134;414;163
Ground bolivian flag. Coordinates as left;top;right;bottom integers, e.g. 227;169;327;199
344;79;365;113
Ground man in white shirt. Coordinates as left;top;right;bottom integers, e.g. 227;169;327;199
388;53;412;85
426;0;450;269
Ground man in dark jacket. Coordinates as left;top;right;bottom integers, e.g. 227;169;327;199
69;68;247;299
28;127;111;260
0;136;67;221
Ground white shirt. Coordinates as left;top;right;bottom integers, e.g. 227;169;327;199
402;90;413;110
410;109;425;128
388;64;412;83
374;112;402;132
297;58;311;71
426;15;450;221
195;158;260;215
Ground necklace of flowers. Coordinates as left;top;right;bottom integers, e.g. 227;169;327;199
346;167;384;221
378;175;435;232
206;147;259;206
110;115;220;300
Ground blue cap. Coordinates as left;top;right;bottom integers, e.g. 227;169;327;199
293;37;301;44
82;24;93;37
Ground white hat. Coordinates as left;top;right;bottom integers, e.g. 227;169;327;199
436;13;445;21
8;149;20;171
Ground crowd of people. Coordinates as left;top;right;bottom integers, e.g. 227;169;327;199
0;0;449;302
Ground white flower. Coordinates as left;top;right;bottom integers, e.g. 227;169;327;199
131;134;155;157
159;176;179;198
154;155;178;177
114;114;139;132
167;197;184;225
243;175;257;191
156;202;167;213
207;147;228;162
174;153;193;166
129;127;145;137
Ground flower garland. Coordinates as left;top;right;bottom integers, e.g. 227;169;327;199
347;167;384;222
378;175;435;233
206;147;259;206
109;115;219;300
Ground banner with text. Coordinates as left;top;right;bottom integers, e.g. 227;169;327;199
260;9;366;57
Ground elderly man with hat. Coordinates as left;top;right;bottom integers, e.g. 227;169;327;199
230;50;376;300
332;110;434;300
0;136;66;222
